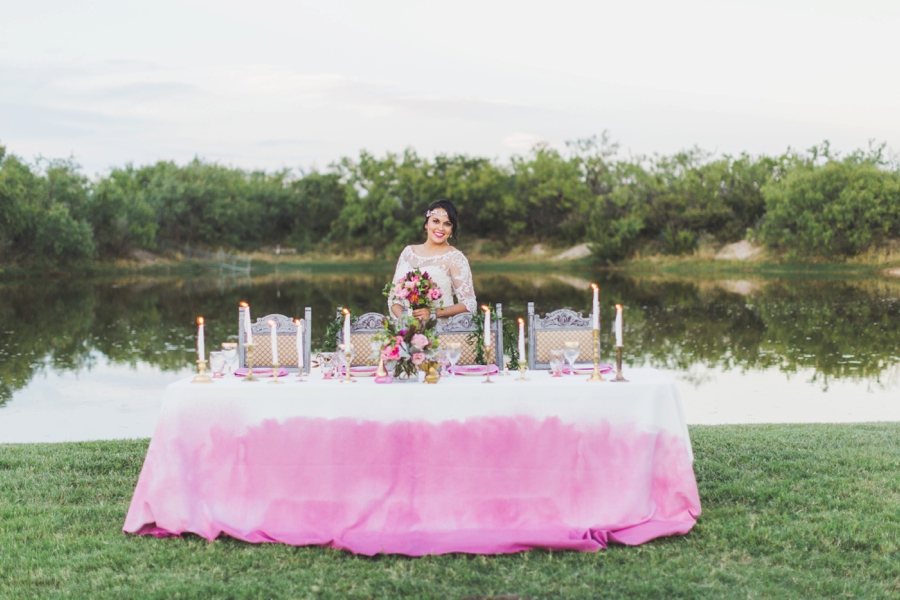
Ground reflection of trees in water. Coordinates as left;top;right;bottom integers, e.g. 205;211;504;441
1;271;899;405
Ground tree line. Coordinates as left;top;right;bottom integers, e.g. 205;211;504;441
1;135;898;269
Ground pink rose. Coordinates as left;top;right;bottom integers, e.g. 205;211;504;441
405;281;415;290
428;288;443;300
411;352;426;366
411;275;420;283
381;344;400;361
411;333;428;349
398;287;409;299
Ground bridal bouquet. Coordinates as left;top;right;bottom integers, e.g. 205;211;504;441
383;268;444;310
374;316;440;380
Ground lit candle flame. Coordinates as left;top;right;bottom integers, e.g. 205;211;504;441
342;308;350;316
294;319;301;325
616;304;622;309
197;317;204;325
591;283;598;290
518;317;524;324
239;301;249;308
267;319;275;327
481;305;489;312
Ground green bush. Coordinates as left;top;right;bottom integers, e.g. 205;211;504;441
760;158;900;258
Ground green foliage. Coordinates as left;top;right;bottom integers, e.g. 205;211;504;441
760;156;900;258
0;150;94;268
1;136;898;267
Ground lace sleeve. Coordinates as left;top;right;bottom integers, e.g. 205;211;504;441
387;246;413;313
448;250;477;313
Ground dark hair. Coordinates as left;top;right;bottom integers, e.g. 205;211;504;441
422;199;459;242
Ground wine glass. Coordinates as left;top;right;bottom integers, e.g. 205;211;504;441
563;341;580;376
438;348;450;377
209;351;225;378
446;342;462;376
549;349;565;377
221;342;238;374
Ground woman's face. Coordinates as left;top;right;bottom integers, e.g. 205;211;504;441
425;212;453;245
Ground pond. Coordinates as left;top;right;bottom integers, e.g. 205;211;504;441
1;267;899;442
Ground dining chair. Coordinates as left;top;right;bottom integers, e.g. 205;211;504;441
238;306;312;374
435;303;503;369
526;302;593;370
335;308;386;366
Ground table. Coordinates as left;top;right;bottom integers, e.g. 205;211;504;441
123;369;701;555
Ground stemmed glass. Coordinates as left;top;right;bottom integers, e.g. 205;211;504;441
221;343;238;375
563;341;580;376
549;349;565;377
446;342;462;376
438;349;450;377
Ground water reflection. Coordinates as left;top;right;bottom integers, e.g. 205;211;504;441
1;270;899;408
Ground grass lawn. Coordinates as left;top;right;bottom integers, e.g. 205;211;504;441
2;423;899;599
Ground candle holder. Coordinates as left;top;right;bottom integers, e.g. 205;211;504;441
375;356;388;378
243;344;258;382
612;346;629;382
482;347;494;384
192;359;213;383
295;360;306;382
269;362;284;384
516;365;530;381
340;347;356;384
587;329;606;382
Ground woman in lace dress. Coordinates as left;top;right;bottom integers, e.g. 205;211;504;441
389;199;476;321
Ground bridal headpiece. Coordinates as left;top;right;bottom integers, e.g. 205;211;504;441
426;208;449;218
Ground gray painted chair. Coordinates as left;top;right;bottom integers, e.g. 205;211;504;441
335;309;387;366
526;302;593;370
238;306;312;373
435;303;503;369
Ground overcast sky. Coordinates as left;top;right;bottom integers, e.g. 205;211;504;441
2;0;898;175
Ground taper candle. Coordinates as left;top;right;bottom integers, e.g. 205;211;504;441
591;283;599;330
240;301;252;345
517;317;525;364
295;318;304;369
615;304;623;347
482;305;491;348
196;317;205;360
342;308;351;352
267;319;278;364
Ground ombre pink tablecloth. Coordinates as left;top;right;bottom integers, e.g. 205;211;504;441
124;369;700;555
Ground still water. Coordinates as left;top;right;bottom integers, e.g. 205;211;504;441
1;268;899;442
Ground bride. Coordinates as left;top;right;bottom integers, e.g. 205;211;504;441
389;199;476;321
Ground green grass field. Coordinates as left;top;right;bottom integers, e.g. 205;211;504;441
2;423;899;599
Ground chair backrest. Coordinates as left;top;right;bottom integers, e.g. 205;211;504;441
238;307;312;373
527;302;593;370
435;304;503;368
336;310;386;366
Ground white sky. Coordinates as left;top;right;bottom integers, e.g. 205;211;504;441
1;0;898;175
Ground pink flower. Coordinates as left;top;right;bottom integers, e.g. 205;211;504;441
398;287;409;299
404;280;415;290
411;275;420;283
381;344;400;361
411;333;428;349
411;352;426;366
395;335;405;346
428;288;443;300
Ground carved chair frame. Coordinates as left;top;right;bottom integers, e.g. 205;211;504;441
238;306;312;373
526;302;593;370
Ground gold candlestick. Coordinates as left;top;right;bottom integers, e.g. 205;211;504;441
192;359;213;383
269;362;283;384
482;346;494;384
243;344;258;382
296;360;306;382
375;356;388;377
516;365;530;381
588;329;606;382
340;347;356;383
612;346;629;382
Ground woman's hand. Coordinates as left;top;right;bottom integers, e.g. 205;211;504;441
412;308;432;321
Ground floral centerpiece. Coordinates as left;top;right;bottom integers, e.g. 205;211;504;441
374;316;440;380
377;268;444;381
